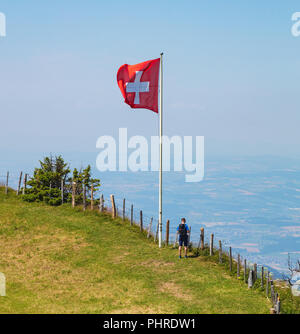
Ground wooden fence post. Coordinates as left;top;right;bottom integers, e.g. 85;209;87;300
5;171;9;195
110;195;116;218
174;233;178;247
237;254;240;278
229;247;232;272
90;185;94;210
72;181;76;208
197;234;201;254
276;296;280;314
166;220;170;245
155;221;159;242
270;281;275;305
130;204;133;225
147;218;153;238
100;194;104;212
219;240;222;263
61;178;64;204
83;184;86;211
253;263;257;283
188;226;191;246
210;234;214;256
244;259;247;283
266;271;269;297
99;194;103;212
49;182;52;199
261;266;264;289
122;198;125;221
22;173;27;195
17;171;23;195
22;173;25;195
248;270;253;288
200;228;204;250
140;210;143;232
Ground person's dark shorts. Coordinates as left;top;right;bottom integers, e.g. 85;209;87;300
179;235;188;247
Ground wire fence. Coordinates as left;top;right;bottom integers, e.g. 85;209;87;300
113;197;163;241
107;194;282;313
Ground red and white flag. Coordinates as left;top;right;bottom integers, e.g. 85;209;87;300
117;58;160;113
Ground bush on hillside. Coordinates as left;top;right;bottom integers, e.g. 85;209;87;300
22;155;100;206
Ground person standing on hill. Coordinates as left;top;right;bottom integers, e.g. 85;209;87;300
177;218;190;259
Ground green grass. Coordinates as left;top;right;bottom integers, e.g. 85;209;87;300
0;187;273;314
272;280;300;314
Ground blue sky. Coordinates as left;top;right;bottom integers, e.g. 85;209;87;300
0;0;300;166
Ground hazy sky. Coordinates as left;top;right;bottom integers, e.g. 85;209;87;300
1;0;300;162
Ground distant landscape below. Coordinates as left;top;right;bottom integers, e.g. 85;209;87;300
2;154;300;278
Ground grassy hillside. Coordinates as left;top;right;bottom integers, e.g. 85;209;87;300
0;187;272;314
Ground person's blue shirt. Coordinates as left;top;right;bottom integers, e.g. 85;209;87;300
177;223;190;233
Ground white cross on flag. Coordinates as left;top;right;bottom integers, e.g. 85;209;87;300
117;58;160;113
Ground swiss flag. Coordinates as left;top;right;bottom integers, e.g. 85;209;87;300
117;58;160;113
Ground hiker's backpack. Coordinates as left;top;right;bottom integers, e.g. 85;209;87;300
178;223;187;237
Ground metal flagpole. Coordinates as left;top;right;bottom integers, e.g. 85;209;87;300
159;52;163;248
